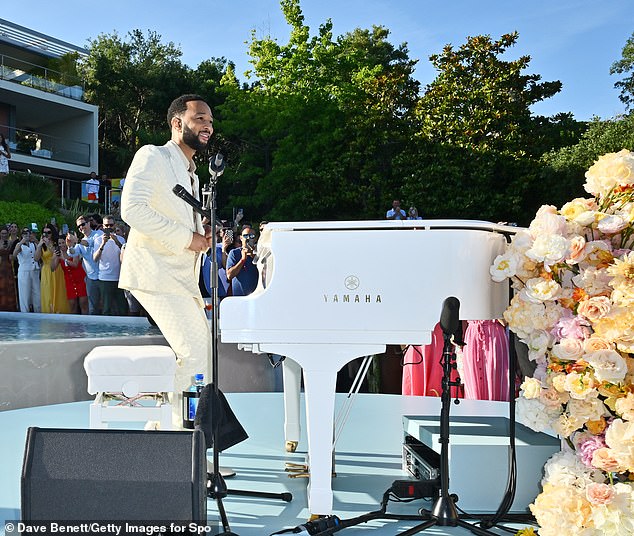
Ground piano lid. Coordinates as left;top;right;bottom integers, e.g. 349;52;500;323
220;219;517;346
261;219;518;232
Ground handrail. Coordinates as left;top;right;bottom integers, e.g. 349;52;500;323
1;123;90;167
0;53;85;101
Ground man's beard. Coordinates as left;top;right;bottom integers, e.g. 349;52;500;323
182;123;208;153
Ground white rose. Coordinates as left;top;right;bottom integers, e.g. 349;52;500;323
522;277;561;303
526;234;569;268
585;349;628;384
597;214;629;234
529;205;567;237
551;338;585;361
527;330;552;361
584;150;634;197
520;377;543;399
490;253;518;282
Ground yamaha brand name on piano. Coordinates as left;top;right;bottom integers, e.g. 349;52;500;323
323;275;382;304
323;293;383;304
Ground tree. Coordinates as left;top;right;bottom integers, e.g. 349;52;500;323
415;32;562;156
220;0;420;221
396;32;573;224
79;30;191;174
611;31;634;111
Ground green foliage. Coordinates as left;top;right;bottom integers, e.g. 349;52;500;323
611;31;634;110
0;171;59;208
46;52;82;86
0;200;68;232
415;32;562;156
79;29;192;173
221;0;420;221
539;114;634;209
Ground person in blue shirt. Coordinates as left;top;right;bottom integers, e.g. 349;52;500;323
386;199;406;220
226;224;259;296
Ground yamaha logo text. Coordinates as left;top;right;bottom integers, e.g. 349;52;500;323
323;275;382;304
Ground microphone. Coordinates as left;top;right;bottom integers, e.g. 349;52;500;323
439;296;460;339
209;153;225;184
172;184;211;220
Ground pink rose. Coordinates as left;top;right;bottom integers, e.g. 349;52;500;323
550;312;591;342
585;482;616;505
577;435;607;468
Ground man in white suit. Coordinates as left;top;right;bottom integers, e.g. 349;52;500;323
120;94;213;427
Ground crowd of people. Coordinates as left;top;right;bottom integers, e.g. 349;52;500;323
0;212;265;319
0;214;131;316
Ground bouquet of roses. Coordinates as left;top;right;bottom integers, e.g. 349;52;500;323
491;149;634;535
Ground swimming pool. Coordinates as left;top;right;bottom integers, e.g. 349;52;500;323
0;312;161;341
0;312;167;411
0;312;277;411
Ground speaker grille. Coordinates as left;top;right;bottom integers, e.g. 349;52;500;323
22;427;206;522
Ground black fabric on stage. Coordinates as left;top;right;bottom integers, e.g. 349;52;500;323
194;383;248;452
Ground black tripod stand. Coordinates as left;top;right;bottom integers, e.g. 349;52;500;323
300;297;524;536
174;154;292;536
395;297;498;536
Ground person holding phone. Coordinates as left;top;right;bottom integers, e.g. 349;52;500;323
35;224;69;314
93;215;126;315
13;228;40;312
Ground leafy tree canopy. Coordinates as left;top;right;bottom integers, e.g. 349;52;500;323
611;31;634;111
415;32;562;156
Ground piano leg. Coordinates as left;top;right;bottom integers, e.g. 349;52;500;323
283;358;302;453
286;344;384;516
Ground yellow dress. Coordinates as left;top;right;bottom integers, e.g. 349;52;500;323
40;248;70;314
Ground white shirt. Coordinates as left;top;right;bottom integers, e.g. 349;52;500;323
94;233;126;281
15;242;39;272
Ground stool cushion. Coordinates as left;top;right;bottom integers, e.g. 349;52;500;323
84;345;177;395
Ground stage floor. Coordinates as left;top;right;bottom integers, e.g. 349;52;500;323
0;393;535;536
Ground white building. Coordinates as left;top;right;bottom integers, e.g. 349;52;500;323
0;18;98;192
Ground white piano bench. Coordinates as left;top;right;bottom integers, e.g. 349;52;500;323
83;345;177;430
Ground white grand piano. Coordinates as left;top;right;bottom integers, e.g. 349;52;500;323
219;219;515;515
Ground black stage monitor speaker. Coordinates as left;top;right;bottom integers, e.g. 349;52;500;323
21;427;207;523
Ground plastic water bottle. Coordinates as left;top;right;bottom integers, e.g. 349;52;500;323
182;373;205;429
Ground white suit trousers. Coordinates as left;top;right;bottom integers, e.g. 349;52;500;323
18;270;41;313
132;289;211;427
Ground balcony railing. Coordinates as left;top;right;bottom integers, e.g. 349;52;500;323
0;53;85;100
2;124;90;167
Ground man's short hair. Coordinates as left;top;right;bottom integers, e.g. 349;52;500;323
167;94;208;127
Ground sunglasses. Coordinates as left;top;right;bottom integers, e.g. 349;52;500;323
42;231;52;235
77;222;87;228
103;224;115;228
242;233;256;239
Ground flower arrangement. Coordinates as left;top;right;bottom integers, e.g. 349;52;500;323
490;149;634;536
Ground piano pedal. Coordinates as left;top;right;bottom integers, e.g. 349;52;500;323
285;462;336;479
288;471;310;479
285;440;298;453
285;462;307;472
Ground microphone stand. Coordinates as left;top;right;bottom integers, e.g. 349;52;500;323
198;155;292;536
305;298;509;536
200;159;237;535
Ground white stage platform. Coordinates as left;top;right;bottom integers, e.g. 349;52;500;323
0;393;538;535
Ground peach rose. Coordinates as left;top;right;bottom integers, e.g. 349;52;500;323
585;482;616;505
577;296;612;322
592;447;625;472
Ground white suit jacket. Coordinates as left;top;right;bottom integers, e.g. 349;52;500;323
119;140;204;299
